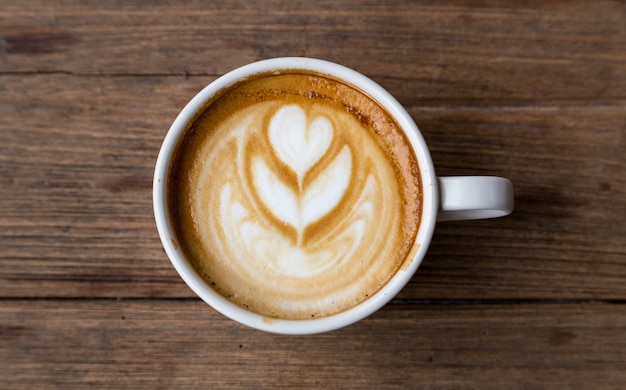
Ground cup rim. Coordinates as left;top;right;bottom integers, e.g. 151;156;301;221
153;57;438;334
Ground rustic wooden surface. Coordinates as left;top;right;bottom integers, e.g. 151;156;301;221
1;1;625;388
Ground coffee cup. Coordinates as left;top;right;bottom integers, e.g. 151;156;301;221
153;57;513;334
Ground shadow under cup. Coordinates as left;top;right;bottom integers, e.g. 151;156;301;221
153;57;439;334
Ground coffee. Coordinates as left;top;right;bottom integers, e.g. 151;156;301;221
168;70;422;320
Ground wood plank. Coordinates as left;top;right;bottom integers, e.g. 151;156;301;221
1;74;625;299
0;74;205;298
1;1;624;102
1;300;625;388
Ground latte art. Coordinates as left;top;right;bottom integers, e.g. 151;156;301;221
169;72;422;320
257;104;352;245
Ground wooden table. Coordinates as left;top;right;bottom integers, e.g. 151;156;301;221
2;1;625;388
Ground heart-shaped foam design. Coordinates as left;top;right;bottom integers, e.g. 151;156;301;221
269;105;333;182
251;145;352;237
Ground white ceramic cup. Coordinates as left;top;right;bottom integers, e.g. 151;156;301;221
153;57;513;334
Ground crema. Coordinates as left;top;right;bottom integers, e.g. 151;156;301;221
168;71;422;320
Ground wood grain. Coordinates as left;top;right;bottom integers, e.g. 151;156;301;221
1;0;625;387
0;74;202;298
1;1;624;102
2;300;625;388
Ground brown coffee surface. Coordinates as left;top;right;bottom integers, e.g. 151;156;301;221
169;71;422;320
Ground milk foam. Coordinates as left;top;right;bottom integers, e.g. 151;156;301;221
171;73;422;320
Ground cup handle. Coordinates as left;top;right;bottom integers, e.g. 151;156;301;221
437;176;514;222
